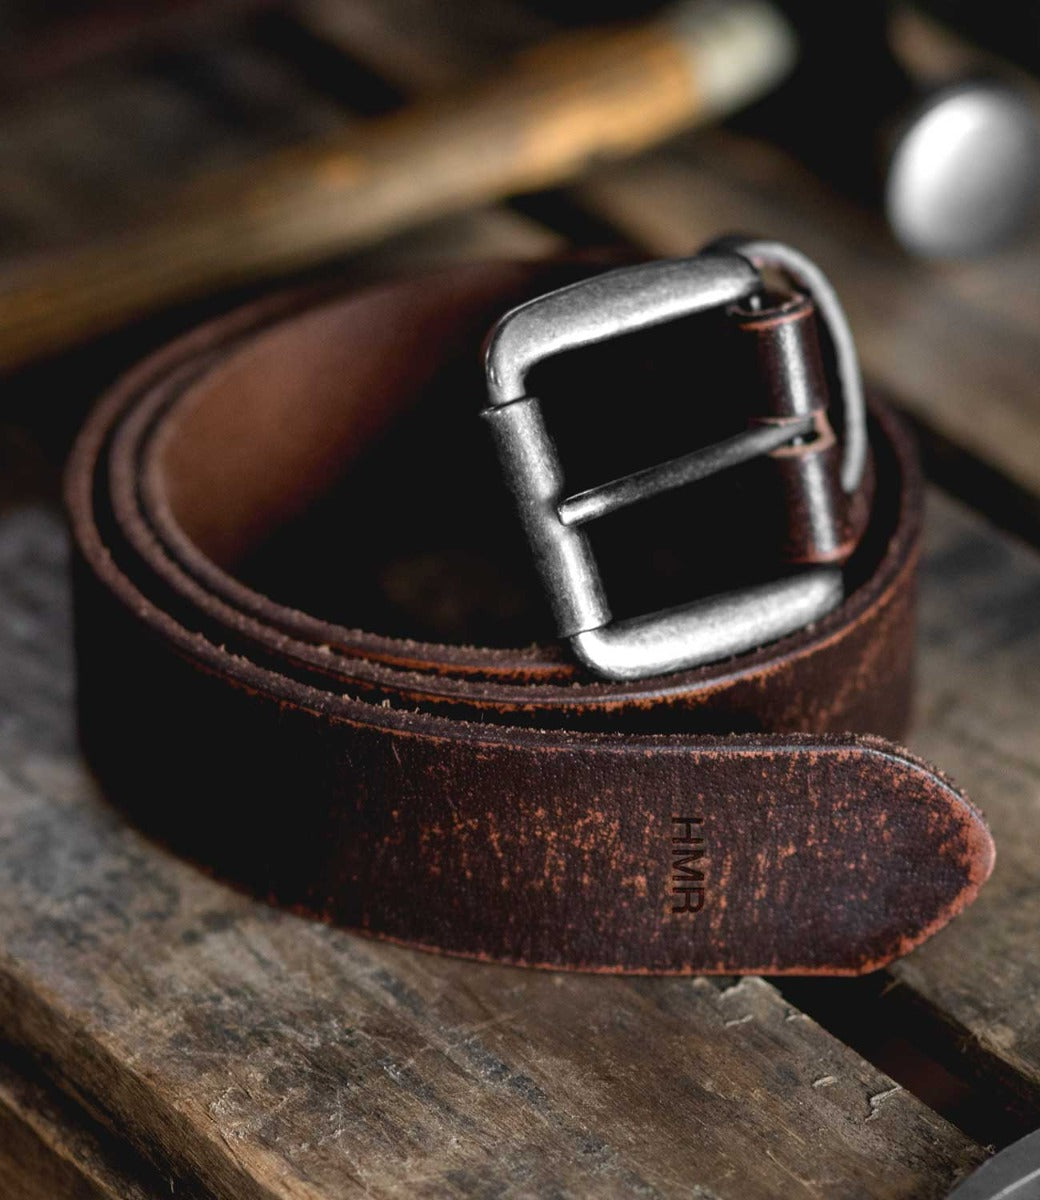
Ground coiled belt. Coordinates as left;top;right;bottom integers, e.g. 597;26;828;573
66;253;993;975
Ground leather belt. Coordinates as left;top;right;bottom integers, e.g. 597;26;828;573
65;255;994;975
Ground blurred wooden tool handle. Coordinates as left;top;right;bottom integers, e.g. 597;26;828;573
0;0;794;370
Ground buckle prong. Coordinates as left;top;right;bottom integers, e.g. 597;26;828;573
556;414;816;528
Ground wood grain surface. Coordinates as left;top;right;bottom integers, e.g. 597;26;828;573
895;494;1040;1104
0;1055;170;1200
0;21;344;257
0;499;985;1199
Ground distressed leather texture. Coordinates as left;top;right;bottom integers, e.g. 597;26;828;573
65;259;994;975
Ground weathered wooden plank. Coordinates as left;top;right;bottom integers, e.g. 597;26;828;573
0;500;982;1198
0;1056;172;1200
342;206;562;276
0;1;272;93
0;23;344;256
297;0;550;90
890;491;1040;1103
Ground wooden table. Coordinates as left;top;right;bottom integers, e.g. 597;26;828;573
2;3;1039;1196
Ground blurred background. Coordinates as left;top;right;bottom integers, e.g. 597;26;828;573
2;0;1040;554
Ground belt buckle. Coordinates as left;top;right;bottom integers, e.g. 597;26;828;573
481;240;867;681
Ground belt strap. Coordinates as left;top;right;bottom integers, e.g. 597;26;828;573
65;259;993;975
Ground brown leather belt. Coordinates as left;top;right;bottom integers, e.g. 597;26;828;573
65;255;994;975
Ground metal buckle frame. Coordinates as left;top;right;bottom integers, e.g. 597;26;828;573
482;241;866;681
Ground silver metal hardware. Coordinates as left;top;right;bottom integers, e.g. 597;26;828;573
484;253;760;406
482;244;863;681
886;82;1040;261
569;571;842;681
557;416;816;528
946;1125;1040;1200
